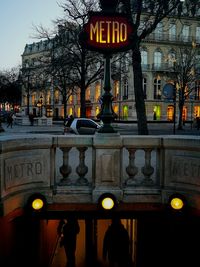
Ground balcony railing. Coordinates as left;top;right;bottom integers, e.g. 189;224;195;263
144;33;196;44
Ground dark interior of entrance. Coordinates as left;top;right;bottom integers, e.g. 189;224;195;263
1;213;199;267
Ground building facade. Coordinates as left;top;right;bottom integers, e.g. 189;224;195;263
21;7;200;122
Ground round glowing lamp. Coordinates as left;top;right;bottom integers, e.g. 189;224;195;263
27;193;47;213
32;198;44;211
101;197;115;210
170;197;184;210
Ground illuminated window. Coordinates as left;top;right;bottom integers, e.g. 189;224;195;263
153;105;161;120
69;107;73;115
194;106;200;118
86;87;91;100
182;106;187;121
113;105;118;115
32;94;36;105
167;105;174;121
54;90;59;104
77;107;81;117
77;89;81;104
195;81;200;100
114;80;119;99
69;95;73;104
154;77;161;99
95;82;101;102
123;105;128;120
96;106;100;116
46;91;51;105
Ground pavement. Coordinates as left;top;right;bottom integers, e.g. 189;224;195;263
0;122;65;136
0;121;199;136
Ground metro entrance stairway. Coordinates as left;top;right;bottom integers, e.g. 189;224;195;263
50;237;66;267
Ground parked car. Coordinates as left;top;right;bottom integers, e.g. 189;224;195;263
66;118;101;135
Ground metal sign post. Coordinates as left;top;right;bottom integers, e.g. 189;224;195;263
79;0;134;133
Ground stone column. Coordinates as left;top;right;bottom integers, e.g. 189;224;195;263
92;133;123;202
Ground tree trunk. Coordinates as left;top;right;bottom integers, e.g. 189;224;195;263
63;92;67;123
80;50;86;118
177;91;184;130
132;46;149;135
80;82;86;118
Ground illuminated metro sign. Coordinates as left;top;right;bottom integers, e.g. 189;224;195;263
80;12;134;53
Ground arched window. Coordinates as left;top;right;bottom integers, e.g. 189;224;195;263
86;87;90;101
154;51;162;69
195;81;200;100
196;26;200;43
95;82;101;102
113;80;119;99
123;78;128;100
141;49;148;69
154;77;162;99
154;22;163;40
167;105;174;121
143;77;147;99
77;89;81;104
54;90;59;104
181;25;189;42
168;51;176;67
169;23;176;41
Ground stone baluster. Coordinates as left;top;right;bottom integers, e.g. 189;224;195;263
141;148;154;184
125;148;138;185
76;147;89;185
59;147;72;185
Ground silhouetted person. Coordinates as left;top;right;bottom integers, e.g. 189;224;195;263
29;113;34;126
57;218;80;267
65;115;74;127
103;218;131;267
7;113;13;128
153;111;157;120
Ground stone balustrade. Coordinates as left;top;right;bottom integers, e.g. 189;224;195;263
0;133;200;215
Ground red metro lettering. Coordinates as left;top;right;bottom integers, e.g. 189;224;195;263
90;20;127;44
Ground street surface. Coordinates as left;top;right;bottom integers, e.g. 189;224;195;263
0;121;199;136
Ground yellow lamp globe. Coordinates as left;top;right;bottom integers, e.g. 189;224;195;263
170;197;184;210
101;197;115;210
32;198;44;211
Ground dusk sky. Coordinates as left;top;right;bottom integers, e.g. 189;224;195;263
0;0;63;71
